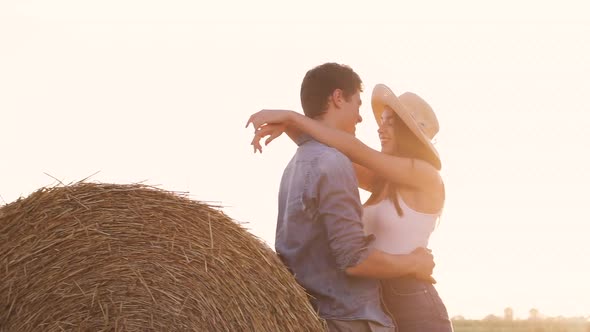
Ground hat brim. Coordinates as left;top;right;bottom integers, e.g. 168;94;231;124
371;84;441;169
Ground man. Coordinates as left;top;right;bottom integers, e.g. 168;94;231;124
247;63;435;332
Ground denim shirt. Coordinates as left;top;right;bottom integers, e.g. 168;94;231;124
275;136;393;327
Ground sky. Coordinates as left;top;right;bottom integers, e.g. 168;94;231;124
1;0;589;320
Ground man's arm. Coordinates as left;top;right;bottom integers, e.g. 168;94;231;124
346;247;436;282
317;152;435;281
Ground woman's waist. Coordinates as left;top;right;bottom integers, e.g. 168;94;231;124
380;275;438;295
369;235;430;255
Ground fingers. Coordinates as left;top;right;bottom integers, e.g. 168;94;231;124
246;110;282;132
251;135;263;153
250;125;277;153
264;129;282;146
246;111;270;132
245;113;261;129
414;247;433;257
412;247;431;256
246;111;287;153
245;114;262;132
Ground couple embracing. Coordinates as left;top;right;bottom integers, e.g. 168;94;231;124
246;63;453;332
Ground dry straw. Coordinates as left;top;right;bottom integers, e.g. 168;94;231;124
0;182;326;331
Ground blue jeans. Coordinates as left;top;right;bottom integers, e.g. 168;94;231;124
381;276;453;332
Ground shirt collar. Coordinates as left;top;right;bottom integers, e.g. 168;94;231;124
295;133;314;146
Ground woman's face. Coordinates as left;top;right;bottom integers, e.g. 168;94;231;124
378;107;398;154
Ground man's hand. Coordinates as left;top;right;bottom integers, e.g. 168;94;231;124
411;247;437;284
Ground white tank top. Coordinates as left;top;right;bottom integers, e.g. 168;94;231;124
362;195;440;255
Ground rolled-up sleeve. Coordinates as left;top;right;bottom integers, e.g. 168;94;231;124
315;151;374;271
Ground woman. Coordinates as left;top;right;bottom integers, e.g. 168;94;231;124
247;84;453;331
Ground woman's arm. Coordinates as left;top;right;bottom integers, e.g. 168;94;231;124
285;111;441;190
247;109;441;190
248;122;302;154
285;125;303;144
247;109;304;152
353;163;374;192
249;117;375;192
251;125;376;192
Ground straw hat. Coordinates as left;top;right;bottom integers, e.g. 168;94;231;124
371;84;441;169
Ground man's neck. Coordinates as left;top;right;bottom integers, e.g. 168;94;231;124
314;110;339;130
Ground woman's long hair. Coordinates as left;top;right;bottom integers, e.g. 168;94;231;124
364;112;441;216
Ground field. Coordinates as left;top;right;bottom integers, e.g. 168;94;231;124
452;319;590;332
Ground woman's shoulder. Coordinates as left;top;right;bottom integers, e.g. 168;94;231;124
400;184;445;215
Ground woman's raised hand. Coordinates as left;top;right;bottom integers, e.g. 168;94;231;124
245;110;293;153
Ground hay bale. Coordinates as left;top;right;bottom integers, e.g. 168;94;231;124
0;182;326;331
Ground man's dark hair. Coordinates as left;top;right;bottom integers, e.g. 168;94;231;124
300;63;363;118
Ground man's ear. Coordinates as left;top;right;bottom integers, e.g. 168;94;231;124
330;89;344;109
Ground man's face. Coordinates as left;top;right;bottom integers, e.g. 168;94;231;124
336;90;363;135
